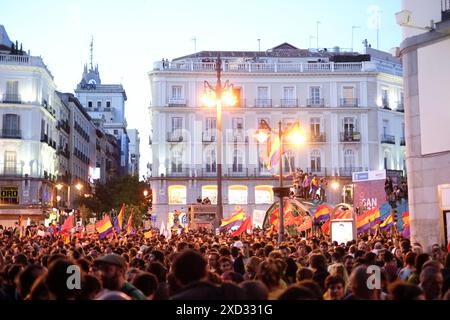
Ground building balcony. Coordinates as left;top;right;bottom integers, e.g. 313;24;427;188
166;132;184;143
305;167;330;177
381;134;396;144
254;99;272;108
340;98;359;107
165;168;190;177
340;131;361;142
382;99;391;110
202;133;216;143
168;98;187;107
1;129;22;139
1;94;22;104
308;133;326;143
225;166;248;177
201;167;217;176
338;167;366;177
400;137;406;146
226;132;248;143
280;99;298;108
307;98;325;108
57;146;70;159
0;164;23;177
0;54;53;77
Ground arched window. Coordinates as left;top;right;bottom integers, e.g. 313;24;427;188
310;149;321;172
229;185;248;204
205;148;216;173
233;149;243;172
344;149;355;169
255;185;273;204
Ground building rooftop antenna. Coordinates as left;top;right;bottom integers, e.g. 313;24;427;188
90;36;94;70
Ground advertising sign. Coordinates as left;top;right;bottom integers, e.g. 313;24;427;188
331;220;355;244
353;170;386;214
1;187;19;204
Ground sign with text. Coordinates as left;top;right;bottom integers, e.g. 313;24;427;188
353;170;386;214
1;187;19;204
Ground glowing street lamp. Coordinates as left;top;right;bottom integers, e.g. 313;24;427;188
143;190;149;197
56;184;63;190
75;183;83;191
331;180;340;191
200;54;237;229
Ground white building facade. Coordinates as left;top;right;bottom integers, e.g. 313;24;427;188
399;0;450;250
128;129;140;177
0;26;59;226
148;43;404;226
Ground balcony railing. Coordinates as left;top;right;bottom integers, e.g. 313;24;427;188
255;99;272;108
307;98;325;107
0;164;23;177
305;167;330;177
227;132;248;143
202;133;216;143
226;167;248;177
338;167;365;177
168;98;187;107
308;133;326;143
280;99;298;108
0;54;53;77
1;94;22;104
340;131;361;142
1;129;22;139
400;137;406;146
381;134;396;144
340;98;359;107
201;167;217;176
166;132;184;143
165;168;190;177
443;0;450;21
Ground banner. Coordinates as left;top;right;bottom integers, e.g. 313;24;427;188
86;224;96;235
252;210;265;228
353;170;386;214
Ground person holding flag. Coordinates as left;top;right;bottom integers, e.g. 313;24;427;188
114;204;125;233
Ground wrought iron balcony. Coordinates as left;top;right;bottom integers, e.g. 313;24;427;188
202;133;216;143
340;98;359;107
1;129;22;139
166;132;184;143
0;164;23;177
168;98;187;107
165;167;190;177
307;98;325;107
254;99;272;108
381;134;396;144
340;131;361;142
308;133;326;143
280;99;298;108
1;94;22;104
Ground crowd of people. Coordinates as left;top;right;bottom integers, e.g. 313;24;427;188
292;169;327;202
1;223;449;301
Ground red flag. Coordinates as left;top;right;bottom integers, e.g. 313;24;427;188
61;215;74;234
127;207;134;235
321;220;330;236
231;216;252;237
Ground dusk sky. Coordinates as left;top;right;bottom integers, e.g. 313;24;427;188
0;0;402;178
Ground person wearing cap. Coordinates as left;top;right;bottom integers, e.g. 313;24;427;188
94;254;146;300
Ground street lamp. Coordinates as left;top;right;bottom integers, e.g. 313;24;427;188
201;54;237;230
255;120;305;244
143;190;149;197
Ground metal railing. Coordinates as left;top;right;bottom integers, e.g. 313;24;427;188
226;167;248;177
202;133;216;143
305;167;329;177
280;99;298;108
306;98;325;107
308;133;326;143
338;167;365;177
254;99;272;108
0;54;53;77
166;132;184;143
165;168;190;177
1;94;22;104
381;134;396;144
1;129;22;139
168;98;187;107
340;131;361;142
0;164;23;177
226;132;248;143
340;98;359;107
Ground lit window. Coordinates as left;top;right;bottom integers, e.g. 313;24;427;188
201;185;217;204
168;185;186;205
255;185;273;204
229;185;248;204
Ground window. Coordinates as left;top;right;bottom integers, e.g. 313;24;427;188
205;149;216;173
171;86;182;99
233;149;243;172
202;185;217;204
2;114;20;137
343;117;355;134
88;101;93;108
205;117;216;136
97;101;101;108
168;185;186;205
383;120;389;135
382;89;389;108
310;86;321;104
228;185;248;204
283;87;294;99
4;151;16;174
283;151;295;173
343;86;355;106
6;80;19;102
311;150;321;171
344;149;355;169
257;87;269;99
171;150;183;172
114;130;118;135
106;101;111;108
255;185;274;204
310;117;321;137
171;117;182;132
232;118;243;132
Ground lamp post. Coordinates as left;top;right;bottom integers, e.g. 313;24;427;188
256;120;305;244
201;54;236;230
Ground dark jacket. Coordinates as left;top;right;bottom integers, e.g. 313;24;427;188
170;280;246;300
233;256;245;275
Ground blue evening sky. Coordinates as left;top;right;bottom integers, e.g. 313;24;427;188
0;0;402;177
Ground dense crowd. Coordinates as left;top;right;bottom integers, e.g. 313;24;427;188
0;224;449;300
